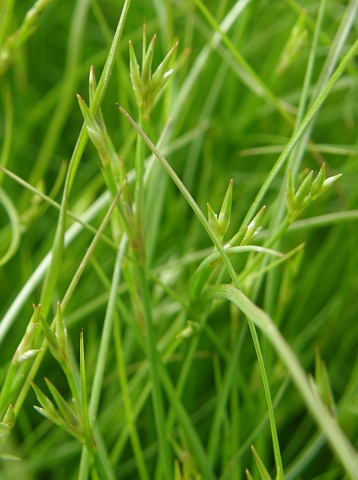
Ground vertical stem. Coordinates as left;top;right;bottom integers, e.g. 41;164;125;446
137;265;173;479
134;112;146;262
113;313;150;480
133;108;172;475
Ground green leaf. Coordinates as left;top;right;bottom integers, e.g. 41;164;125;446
13;304;42;364
151;40;178;94
129;25;177;121
228;226;248;247
31;381;60;422
246;469;254;480
315;349;336;416
276;9;307;75
129;40;143;107
285;168;295;215
218;179;233;236
294;170;313;208
44;378;81;431
38;311;64;364
89;65;97;105
55;302;70;368
2;404;15;430
251;445;272;480
33;406;67;431
242;206;266;245
320;173;342;195
141;34;156;94
0;423;11;438
311;163;326;195
0;453;21;461
207;203;221;240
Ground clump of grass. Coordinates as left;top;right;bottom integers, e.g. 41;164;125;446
1;1;358;479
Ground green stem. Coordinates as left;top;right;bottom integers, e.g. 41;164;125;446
205;284;358;480
88;235;127;420
134;112;146;262
113;311;150;480
194;0;294;125
240;36;358;230
137;265;173;479
119;105;281;476
13;189;122;414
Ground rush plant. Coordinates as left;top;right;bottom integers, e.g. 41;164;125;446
1;1;358;479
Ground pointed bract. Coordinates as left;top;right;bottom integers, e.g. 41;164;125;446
311;163;326;195
13;304;41;364
242;206;266;245
89;66;97;105
151;40;178;93
45;378;81;430
141;34;156;91
129;25;177;121
294;170;313;208
2;405;15;430
320;173;342;195
315;349;336;416
207;203;222;240
251;445;272;480
55;303;70;368
38;312;63;363
218;179;233;236
286;168;295;215
31;381;59;419
229;226;248;247
129;41;143;107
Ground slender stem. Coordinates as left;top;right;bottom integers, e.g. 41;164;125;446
113;313;150;480
88;235;127;420
137;265;173;479
240;36;358;229
14;189;122;414
205;284;358;480
118;104;281;475
134;112;146;262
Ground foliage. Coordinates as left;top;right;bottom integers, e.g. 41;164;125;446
1;1;358;479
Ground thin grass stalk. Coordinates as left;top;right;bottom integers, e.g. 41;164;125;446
261;0;328;324
118;105;241;286
0;89;12;186
270;0;327;235
88;235;127;419
0;192;111;345
13;188;122;414
165;304;211;434
39;0;131;321
258;3;328;460
194;0;294;125
113;313;150;480
157;361;217;480
240;36;358;230
0;165;116;248
80;332;101;480
220;378;290;480
247;319;284;475
25;0;90;190
137;265;173;479
119;104;282;474
205;284;358;480
134;112;146;262
9;0;131;412
207;324;246;462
